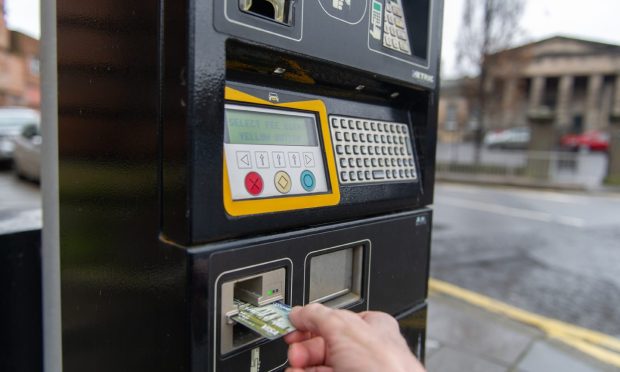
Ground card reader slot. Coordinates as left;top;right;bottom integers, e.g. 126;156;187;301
234;274;284;307
220;267;287;355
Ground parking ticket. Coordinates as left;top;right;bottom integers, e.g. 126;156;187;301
231;299;296;340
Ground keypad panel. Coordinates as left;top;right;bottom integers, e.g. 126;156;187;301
370;0;413;55
329;115;418;185
224;143;329;200
382;0;412;55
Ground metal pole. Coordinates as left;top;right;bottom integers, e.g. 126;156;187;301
41;0;62;370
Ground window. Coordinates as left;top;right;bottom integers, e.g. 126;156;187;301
29;58;40;76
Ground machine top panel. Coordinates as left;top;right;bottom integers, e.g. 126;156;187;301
213;0;442;89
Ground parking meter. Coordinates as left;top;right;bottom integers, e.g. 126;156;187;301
57;0;443;371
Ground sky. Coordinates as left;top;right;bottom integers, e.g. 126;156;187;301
442;0;620;78
4;0;620;79
5;0;39;39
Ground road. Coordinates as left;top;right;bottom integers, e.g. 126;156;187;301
0;168;41;233
431;182;620;338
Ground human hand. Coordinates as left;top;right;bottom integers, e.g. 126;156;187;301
284;303;426;372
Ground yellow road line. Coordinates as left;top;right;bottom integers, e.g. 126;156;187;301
429;278;620;368
558;336;620;368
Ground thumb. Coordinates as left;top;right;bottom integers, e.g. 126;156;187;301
288;303;343;339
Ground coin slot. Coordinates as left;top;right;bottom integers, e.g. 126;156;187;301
239;0;294;25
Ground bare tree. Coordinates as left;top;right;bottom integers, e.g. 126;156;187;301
456;0;525;163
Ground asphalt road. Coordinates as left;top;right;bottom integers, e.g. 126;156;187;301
0;168;41;233
431;182;620;338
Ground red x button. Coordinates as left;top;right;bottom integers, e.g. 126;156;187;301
244;172;264;196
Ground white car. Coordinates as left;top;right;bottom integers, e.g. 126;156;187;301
13;123;41;181
483;127;531;150
0;107;40;164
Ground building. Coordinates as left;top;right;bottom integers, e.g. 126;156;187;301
437;77;476;142
0;0;40;109
439;36;620;141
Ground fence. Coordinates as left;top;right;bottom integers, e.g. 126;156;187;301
436;143;608;189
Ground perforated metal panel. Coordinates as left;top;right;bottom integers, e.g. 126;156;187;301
330;115;418;185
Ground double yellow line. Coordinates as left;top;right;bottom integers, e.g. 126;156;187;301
429;278;620;368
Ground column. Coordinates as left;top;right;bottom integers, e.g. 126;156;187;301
501;78;517;127
612;74;620;117
527;114;555;180
605;75;620;184
528;76;555;180
556;76;574;129
606;117;620;185
528;76;545;110
585;75;603;131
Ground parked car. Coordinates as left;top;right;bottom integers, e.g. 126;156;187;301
483;127;531;149
13;123;41;181
560;131;609;152
0;107;40;165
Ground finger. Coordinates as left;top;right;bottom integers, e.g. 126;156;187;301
304;367;334;372
359;311;400;332
288;337;327;368
285;368;304;372
288;303;345;337
284;330;313;344
285;367;333;372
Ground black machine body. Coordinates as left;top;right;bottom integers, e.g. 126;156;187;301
57;0;443;371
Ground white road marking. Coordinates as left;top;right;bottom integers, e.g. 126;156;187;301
510;191;588;205
438;196;586;228
438;183;620;204
0;208;42;233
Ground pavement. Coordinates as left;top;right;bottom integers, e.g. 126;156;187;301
426;283;619;372
0;169;41;233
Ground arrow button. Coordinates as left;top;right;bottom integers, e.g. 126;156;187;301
273;152;286;168
303;152;315;168
236;151;252;169
288;152;301;168
255;151;269;169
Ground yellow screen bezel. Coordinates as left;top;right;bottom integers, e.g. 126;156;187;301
223;87;341;217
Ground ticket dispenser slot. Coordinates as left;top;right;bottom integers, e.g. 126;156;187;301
306;243;368;309
220;267;287;355
239;0;294;25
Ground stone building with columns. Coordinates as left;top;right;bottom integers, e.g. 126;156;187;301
439;36;620;140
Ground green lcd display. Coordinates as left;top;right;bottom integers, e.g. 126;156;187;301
225;107;318;146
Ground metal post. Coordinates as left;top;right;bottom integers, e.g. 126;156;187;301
41;0;63;370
